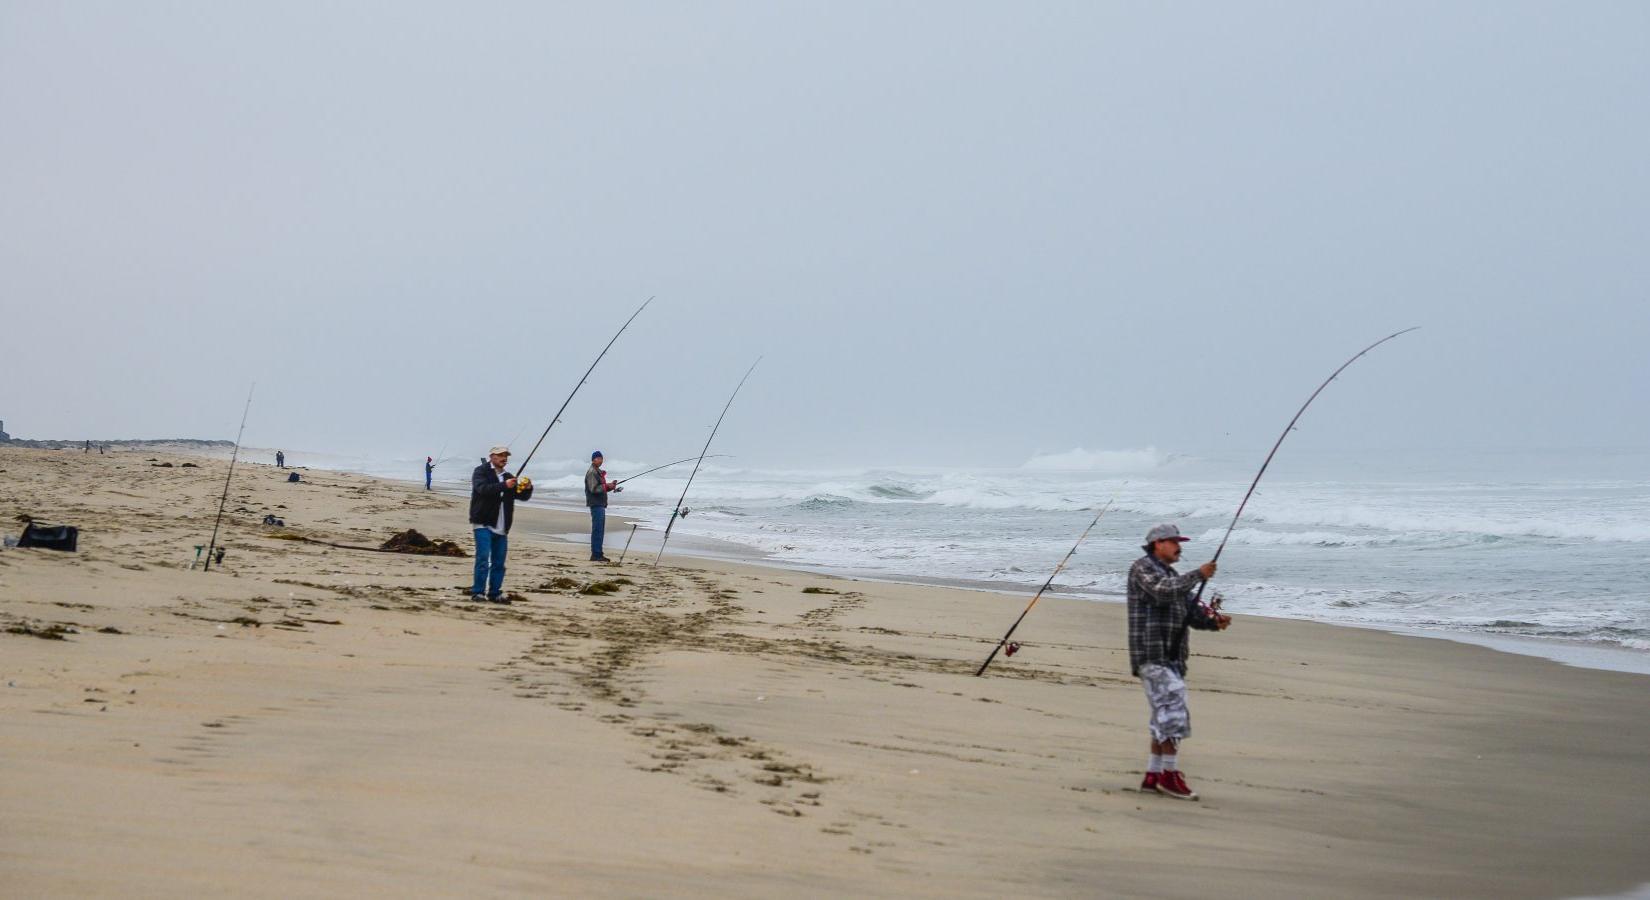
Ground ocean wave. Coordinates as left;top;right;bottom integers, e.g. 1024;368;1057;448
923;486;1094;511
1237;508;1650;544
866;483;929;501
1023;447;1166;473
1200;528;1409;548
1477;625;1650;653
1134;494;1650;545
794;495;856;510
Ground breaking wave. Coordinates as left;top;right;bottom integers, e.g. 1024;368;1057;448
1023;447;1167;473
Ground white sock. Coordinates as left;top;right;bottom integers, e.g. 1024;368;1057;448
1162;753;1178;772
1147;754;1163;774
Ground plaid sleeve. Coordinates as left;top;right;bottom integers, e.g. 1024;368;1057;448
1131;558;1204;606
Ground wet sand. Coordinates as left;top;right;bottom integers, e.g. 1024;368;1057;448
2;445;1648;898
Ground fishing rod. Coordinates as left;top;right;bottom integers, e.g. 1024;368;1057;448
614;454;732;486
512;296;653;482
653;358;761;566
1192;326;1419;606
975;493;1121;677
202;383;255;573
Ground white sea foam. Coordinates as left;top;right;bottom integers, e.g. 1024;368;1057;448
1023;447;1166;473
1226;501;1650;544
1201;528;1407;548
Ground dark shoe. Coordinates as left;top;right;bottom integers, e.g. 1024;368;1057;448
468;593;486;603
1140;772;1161;794
1158;770;1199;801
487;594;511;605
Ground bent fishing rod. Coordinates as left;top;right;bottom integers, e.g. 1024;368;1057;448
1192;326;1419;606
975;493;1121;676
511;296;653;483
202;383;255;573
614;454;732;486
653;358;761;566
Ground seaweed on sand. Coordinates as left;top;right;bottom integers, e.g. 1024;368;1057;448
5;622;76;640
379;529;468;557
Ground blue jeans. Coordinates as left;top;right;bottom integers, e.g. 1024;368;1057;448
472;528;508;597
590;507;606;558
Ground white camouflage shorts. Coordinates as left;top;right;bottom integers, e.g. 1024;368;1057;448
1140;663;1191;743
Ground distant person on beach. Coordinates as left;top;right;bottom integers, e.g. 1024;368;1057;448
425;456;435;490
584;451;621;562
469;446;533;602
1128;523;1229;801
276;450;285;468
84;440;90;453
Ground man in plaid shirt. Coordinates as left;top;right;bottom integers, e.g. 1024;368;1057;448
1128;523;1230;800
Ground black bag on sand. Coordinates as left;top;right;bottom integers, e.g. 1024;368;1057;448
19;523;79;552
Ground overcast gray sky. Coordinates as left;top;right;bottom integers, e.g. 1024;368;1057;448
3;2;1645;468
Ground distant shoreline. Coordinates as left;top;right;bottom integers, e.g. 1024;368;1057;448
0;438;233;450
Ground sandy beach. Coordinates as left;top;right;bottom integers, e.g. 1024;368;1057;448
2;445;1647;898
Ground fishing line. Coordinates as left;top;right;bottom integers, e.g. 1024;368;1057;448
614;454;732;486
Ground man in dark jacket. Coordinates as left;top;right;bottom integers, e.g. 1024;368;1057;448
469;446;533;602
584;451;620;562
1127;523;1229;800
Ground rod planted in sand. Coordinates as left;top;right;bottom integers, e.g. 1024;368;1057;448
1191;326;1420;606
617;523;640;565
975;494;1120;676
513;296;654;481
202;383;255;573
653;358;761;566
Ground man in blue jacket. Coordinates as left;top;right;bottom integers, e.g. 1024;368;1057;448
469;446;533;603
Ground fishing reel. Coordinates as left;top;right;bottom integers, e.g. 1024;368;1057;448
677;506;690;519
1194;591;1233;630
1004;641;1022;657
514;476;532;494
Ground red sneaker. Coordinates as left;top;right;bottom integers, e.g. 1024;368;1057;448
1159;771;1199;801
1140;772;1161;793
